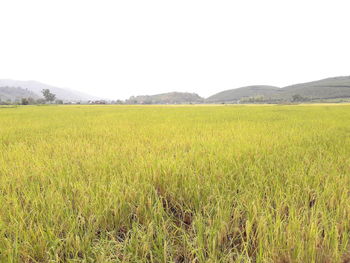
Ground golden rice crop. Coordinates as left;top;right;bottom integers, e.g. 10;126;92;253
0;104;350;262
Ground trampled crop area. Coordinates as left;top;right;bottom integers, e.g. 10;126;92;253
0;105;350;262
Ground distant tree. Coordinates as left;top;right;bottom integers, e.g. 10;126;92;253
36;98;46;104
27;97;36;105
115;100;124;104
41;89;56;103
55;99;64;104
292;94;304;102
240;95;266;104
21;98;29;105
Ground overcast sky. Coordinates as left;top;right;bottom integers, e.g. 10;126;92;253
1;0;350;99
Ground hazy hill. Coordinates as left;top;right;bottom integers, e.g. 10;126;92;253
0;86;40;102
2;76;350;104
206;85;280;102
127;92;204;104
206;76;350;103
281;76;350;100
0;79;98;101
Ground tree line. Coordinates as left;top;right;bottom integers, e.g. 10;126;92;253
0;89;62;105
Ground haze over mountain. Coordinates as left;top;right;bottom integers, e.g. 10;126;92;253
206;86;280;103
0;79;99;101
2;75;350;104
126;92;203;104
281;76;350;100
121;75;350;104
0;86;40;102
207;76;350;103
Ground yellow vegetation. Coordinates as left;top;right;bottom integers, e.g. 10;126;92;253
0;104;350;262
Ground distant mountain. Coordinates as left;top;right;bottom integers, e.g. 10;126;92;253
0;79;99;101
2;76;350;104
126;92;204;104
0;86;40;102
206;76;350;103
281;76;350;100
206;85;280;103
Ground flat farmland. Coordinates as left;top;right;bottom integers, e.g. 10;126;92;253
0;105;350;262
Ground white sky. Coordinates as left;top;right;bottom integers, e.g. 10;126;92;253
1;0;350;99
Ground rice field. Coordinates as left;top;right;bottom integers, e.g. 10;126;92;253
0;104;350;262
